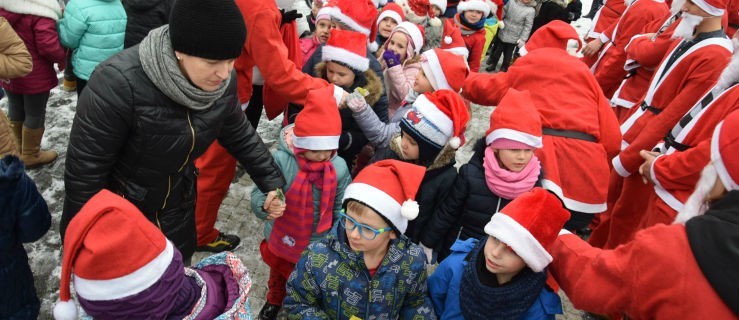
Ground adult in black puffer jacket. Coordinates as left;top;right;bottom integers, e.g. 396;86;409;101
61;0;285;264
420;138;543;260
123;0;175;48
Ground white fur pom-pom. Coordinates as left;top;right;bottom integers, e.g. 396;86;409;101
429;17;442;27
444;35;452;44
368;41;379;53
53;300;78;320
449;136;461;149
401;200;420;220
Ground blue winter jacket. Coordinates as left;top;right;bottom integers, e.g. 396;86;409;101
57;0;126;80
0;156;51;319
428;238;563;320
283;224;437;319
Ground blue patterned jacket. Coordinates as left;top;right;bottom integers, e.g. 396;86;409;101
284;224;436;320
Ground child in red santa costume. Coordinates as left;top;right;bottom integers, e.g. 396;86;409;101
454;0;494;72
462;20;622;231
590;0;734;249
548;110;739;319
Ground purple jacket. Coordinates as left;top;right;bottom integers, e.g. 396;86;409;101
0;8;65;94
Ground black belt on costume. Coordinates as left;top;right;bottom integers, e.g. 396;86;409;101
542;128;597;142
664;133;692;152
640;101;662;114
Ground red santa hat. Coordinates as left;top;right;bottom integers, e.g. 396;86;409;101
691;0;726;16
323;29;370;71
54;190;177;320
485;89;543;149
711;110;739;191
484;188;571;272
325;0;379;49
520;20;582;56
389;22;426;54
342;160;426;233
440;20;470;58
316;7;332;22
420;48;470;92
377;2;406;26
293;86;342;150
430;0;448;13
457;0;491;16
401;89;471;149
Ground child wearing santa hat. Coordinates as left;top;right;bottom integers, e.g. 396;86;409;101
428;188;569;319
455;0;496;72
53;190;253;320
420;89;544;261
375;3;406;51
395;0;470;57
289;29;389;171
549;110;739;319
300;7;333;66
377;21;426;116
283;159;437;319
251;85;352;320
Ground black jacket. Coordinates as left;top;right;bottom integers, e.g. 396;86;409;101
123;0;175;48
61;47;285;260
420;139;542;259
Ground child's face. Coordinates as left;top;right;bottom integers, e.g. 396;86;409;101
463;10;485;24
387;32;410;62
301;150;333;162
326;61;356;88
378;17;398;38
344;205;396;254
495;149;534;172
431;5;442;18
400;131;420;160
413;69;435;93
315;19;332;43
483;236;527;284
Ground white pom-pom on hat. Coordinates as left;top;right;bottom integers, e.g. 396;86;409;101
429;17;442;27
449;136;462;149
444;35;452;44
53;300;78;320
401;199;420;220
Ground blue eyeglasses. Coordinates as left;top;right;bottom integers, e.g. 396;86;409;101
339;210;392;240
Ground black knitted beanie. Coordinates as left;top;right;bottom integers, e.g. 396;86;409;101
169;0;246;60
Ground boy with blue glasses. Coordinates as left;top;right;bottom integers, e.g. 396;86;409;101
284;159;437;319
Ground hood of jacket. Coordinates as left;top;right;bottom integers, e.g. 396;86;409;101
0;0;61;20
314;61;384;107
0;155;23;186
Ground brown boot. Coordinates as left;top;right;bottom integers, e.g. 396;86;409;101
9;120;22;154
21;126;57;169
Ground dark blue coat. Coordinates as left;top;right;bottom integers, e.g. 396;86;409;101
0;156;51;319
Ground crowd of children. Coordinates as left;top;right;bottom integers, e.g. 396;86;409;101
1;0;738;318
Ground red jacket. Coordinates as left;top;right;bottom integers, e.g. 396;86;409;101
461;28;486;72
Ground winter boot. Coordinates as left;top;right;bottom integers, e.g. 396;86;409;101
21;126;57;169
9;120;22;154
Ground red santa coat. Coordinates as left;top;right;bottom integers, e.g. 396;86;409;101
461;28;486;72
462;48;621;213
592;0;669;99
550;227;736;319
728;0;739;36
643;83;739;227
582;0;627;66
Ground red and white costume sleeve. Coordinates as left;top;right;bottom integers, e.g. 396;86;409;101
612;36;733;177
462;48;621;213
592;0;669;98
549;227;736;319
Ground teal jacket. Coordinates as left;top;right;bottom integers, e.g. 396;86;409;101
251;125;351;242
57;0;126;80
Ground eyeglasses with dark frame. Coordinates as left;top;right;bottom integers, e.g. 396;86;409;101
339;210;392;240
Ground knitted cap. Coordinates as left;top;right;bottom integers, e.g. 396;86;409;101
421;48;470;92
431;0;448;13
54;190;177;320
389;22;426;54
377;2;406;26
711;110;739;191
484;188;571;272
323;29;370;71
520;20;582;56
325;0;379;41
457;0;491;16
169;0;246;60
400;89;470;149
343;160;426;233
692;0;726;16
485;89;542;148
293;86;342;150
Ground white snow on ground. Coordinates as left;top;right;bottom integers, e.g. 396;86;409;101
5;5;594;318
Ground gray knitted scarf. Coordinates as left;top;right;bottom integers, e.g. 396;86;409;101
139;26;230;110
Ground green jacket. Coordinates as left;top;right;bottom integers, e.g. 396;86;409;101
57;0;126;80
251;125;351;241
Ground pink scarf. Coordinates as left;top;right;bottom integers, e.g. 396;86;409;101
483;147;541;200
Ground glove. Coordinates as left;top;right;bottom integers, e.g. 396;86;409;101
382;50;402;68
517;39;526;49
498;20;505;29
420;244;434;264
280;9;303;25
346;91;369;112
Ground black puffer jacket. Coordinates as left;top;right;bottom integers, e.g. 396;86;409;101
61;47;285;260
420;139;542;259
122;0;174;48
